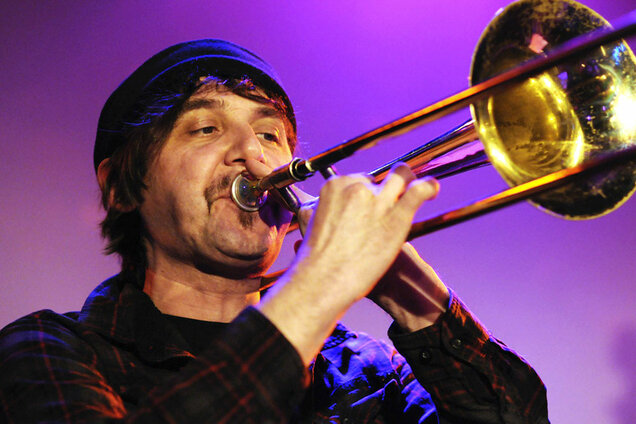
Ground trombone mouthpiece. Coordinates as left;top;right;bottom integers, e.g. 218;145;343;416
231;173;267;212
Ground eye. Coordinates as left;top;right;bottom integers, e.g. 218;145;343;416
258;132;280;144
191;126;218;136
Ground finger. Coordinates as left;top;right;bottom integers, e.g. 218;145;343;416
291;185;316;205
319;174;374;201
296;210;312;236
296;197;319;235
324;173;373;188
245;158;272;178
377;163;416;203
388;163;417;186
396;177;440;215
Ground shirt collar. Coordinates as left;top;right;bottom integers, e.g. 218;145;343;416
78;273;193;363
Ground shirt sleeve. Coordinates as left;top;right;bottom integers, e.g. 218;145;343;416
0;307;308;423
388;290;549;424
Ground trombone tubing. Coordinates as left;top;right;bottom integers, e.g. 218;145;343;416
408;145;636;238
256;10;636;193
261;145;636;286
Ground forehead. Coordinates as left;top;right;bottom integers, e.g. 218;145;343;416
176;82;297;152
182;83;282;117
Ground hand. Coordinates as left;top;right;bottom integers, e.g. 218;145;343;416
292;164;439;305
256;163;439;365
291;167;449;332
368;243;450;332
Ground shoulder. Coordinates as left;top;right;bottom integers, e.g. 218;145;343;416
0;309;85;358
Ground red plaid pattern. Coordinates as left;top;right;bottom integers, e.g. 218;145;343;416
0;275;548;423
390;292;549;423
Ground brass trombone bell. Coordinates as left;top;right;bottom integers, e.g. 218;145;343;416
470;0;636;219
232;0;636;227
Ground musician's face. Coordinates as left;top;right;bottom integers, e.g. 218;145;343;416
139;85;294;277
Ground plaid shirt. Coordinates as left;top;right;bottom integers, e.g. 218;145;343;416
0;274;548;423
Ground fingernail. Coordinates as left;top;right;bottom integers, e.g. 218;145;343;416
421;177;440;198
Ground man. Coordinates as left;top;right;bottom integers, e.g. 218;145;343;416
0;39;548;423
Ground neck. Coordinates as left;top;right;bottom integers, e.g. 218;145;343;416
142;265;262;323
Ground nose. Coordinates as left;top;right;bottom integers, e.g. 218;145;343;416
224;127;265;166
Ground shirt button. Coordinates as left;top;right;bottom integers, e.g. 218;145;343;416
450;338;463;350
420;349;432;363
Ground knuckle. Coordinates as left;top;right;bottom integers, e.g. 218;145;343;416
320;174;374;196
298;208;313;223
411;179;438;199
384;172;401;185
321;177;344;194
391;163;415;180
411;181;429;196
345;182;373;199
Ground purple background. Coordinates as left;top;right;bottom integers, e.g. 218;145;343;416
1;1;634;422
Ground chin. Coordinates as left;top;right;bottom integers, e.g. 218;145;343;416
193;244;280;280
202;200;289;276
199;229;283;278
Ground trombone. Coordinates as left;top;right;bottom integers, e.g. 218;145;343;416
233;0;636;237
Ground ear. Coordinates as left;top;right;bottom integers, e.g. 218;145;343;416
96;158;111;193
97;158;136;212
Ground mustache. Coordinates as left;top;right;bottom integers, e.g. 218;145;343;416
205;173;256;229
205;174;234;205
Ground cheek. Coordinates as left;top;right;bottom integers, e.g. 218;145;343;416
143;151;214;227
157;146;221;198
264;144;293;168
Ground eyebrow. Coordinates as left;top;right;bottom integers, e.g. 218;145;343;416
180;97;223;114
180;97;284;121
